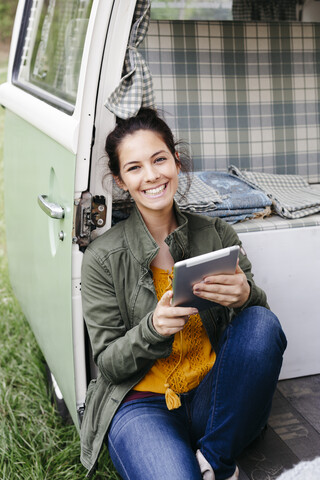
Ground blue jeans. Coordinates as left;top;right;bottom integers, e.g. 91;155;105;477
107;306;287;480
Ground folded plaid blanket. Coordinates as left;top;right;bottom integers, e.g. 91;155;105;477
175;174;222;212
229;165;320;219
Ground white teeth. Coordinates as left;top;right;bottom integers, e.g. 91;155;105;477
144;184;166;195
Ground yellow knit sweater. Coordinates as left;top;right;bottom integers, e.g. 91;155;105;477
134;266;216;407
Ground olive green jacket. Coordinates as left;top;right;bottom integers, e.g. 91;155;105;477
80;203;268;476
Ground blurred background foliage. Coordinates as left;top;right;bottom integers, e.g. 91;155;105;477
0;0;18;44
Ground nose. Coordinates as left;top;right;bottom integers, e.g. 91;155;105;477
145;164;160;182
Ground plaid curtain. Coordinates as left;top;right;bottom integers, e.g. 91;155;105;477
232;0;299;20
105;0;155;119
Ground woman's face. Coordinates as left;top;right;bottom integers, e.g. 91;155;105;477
115;129;180;219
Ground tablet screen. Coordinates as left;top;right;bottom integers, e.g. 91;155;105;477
172;245;240;310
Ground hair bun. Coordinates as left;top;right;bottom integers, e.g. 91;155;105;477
116;107;159;126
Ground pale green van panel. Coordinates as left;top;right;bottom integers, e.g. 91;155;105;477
3;109;77;424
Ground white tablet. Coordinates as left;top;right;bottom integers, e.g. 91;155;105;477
172;245;240;311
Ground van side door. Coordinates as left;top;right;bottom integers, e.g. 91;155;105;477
0;0;113;425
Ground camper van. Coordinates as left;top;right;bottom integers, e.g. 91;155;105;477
1;0;320;477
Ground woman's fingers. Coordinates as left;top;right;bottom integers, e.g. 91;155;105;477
157;290;174;306
152;291;198;336
193;267;250;308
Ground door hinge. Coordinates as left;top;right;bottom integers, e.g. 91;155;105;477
77;403;85;427
73;191;106;250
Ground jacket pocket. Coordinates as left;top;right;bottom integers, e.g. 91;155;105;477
80;374;113;438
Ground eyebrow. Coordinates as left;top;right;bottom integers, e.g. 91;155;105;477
123;150;168;169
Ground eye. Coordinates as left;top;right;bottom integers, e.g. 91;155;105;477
127;165;140;172
155;156;166;164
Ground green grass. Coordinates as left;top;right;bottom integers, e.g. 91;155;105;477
0;59;119;479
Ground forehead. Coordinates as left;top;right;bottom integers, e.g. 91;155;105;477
118;130;168;160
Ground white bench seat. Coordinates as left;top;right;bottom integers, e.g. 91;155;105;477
233;212;320;234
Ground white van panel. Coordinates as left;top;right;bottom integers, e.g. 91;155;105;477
239;226;320;380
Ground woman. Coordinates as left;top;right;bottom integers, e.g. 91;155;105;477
80;108;287;480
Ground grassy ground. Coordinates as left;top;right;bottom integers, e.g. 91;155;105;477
0;51;119;479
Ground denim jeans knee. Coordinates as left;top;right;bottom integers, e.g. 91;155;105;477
233;306;287;360
194;306;286;480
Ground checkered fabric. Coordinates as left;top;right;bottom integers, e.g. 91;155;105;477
105;0;155;118
140;20;320;183
176;174;223;212
229;165;320;218
232;0;299;21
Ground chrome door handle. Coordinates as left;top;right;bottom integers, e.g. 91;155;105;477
38;195;65;219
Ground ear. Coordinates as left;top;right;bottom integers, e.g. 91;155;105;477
113;175;128;191
175;152;181;173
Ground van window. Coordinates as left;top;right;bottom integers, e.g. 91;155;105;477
151;0;300;21
14;0;93;112
151;0;232;20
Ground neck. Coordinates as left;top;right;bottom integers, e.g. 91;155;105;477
141;206;177;244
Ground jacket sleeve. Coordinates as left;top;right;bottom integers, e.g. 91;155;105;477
215;218;269;312
81;248;174;385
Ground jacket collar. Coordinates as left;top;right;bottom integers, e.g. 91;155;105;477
124;202;190;269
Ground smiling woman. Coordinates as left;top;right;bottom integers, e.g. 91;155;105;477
80;107;286;479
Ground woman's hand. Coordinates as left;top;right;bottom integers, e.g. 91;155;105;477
192;262;250;309
152;291;198;337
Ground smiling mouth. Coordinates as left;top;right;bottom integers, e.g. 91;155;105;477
143;183;167;196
